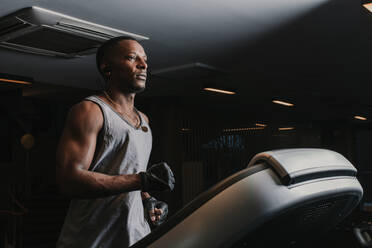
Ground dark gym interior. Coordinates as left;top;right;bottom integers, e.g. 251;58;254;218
1;0;372;247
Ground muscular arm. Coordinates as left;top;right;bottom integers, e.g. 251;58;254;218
56;101;141;198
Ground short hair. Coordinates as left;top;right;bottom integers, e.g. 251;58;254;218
96;36;137;78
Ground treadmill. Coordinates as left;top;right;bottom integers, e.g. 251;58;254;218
131;148;363;248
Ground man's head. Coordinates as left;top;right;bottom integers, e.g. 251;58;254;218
96;36;148;93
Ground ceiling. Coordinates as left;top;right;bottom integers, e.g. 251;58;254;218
0;0;371;124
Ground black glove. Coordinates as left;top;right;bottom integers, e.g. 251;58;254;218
139;162;175;192
143;197;169;227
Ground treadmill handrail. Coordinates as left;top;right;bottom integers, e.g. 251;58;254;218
130;163;268;248
248;148;357;186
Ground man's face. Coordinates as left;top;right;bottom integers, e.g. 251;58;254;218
106;40;148;93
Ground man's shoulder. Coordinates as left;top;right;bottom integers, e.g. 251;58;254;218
73;98;102;115
67;97;103;128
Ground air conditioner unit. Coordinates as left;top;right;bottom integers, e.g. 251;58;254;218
0;6;149;58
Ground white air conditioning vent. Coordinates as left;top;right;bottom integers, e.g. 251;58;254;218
0;6;149;58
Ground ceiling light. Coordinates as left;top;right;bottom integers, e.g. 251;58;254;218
203;87;236;95
278;127;295;131
272;100;294;107
0;78;32;85
0;73;33;85
363;3;372;12
354;115;367;121
255;123;267;127
223;127;265;132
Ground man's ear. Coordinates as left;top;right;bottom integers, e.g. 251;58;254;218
101;64;112;78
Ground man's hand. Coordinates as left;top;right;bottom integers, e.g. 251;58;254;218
140;162;175;192
143;197;168;227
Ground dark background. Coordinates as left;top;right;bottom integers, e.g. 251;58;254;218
0;84;371;247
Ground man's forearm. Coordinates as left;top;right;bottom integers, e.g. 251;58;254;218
58;168;142;198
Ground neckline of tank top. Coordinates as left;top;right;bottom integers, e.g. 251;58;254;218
91;95;148;132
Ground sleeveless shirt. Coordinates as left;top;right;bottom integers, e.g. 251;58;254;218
57;95;152;248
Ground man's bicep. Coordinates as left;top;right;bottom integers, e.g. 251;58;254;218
57;128;96;172
57;102;102;172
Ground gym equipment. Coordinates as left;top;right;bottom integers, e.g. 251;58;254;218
354;221;372;247
131;148;363;248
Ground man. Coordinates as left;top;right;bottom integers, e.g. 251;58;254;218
56;36;175;248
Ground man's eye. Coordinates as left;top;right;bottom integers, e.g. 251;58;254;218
127;55;136;61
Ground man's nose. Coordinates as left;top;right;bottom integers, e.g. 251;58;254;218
137;58;147;70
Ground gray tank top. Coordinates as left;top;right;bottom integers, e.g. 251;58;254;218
57;95;152;248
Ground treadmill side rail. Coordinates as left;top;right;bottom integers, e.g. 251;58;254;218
248;148;357;186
